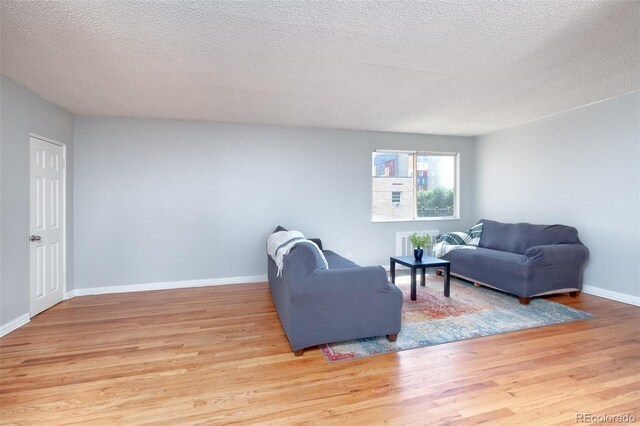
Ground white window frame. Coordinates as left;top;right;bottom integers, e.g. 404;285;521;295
372;150;460;223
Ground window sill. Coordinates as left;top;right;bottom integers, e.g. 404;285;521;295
371;216;460;223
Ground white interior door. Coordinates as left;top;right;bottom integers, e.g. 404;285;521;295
29;136;66;317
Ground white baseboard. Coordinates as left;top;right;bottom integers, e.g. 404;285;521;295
65;274;268;298
2;275;267;337
582;285;640;307
0;313;30;338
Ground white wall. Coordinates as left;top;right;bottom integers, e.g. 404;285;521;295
475;91;640;300
6;72;635;326
0;76;74;326
73;116;475;289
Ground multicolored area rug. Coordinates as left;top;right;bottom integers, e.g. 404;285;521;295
319;275;596;362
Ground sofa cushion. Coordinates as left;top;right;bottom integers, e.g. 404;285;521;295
478;219;579;254
443;247;531;297
323;250;359;269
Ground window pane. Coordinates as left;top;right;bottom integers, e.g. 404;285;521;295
372;152;414;221
391;191;401;204
372;153;413;178
416;154;455;218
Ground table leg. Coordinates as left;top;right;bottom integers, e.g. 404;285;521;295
444;264;450;297
420;267;425;287
390;258;396;284
411;268;417;301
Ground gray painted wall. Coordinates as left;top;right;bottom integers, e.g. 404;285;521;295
9;71;634;328
74;117;475;288
0;76;74;325
475;91;640;297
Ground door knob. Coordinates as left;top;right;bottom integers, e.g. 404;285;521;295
30;235;41;242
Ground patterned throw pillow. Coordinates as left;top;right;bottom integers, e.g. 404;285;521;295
466;222;483;246
435;222;483;247
436;231;472;245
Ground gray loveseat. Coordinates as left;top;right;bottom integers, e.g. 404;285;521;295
267;228;402;356
441;219;589;304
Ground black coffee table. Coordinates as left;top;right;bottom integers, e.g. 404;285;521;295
390;255;451;301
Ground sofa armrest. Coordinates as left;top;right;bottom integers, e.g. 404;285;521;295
308;238;323;251
524;244;589;265
292;266;392;298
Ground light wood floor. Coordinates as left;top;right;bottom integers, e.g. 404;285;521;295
1;279;639;425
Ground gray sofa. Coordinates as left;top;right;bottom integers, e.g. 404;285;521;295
267;228;403;356
441;219;589;304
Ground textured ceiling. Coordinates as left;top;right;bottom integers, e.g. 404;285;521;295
1;1;639;136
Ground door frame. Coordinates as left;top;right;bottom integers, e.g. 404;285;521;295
29;133;68;316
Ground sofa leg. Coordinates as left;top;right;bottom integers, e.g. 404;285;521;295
435;269;443;276
293;349;304;356
386;334;398;342
474;282;481;287
518;297;531;305
569;291;581;298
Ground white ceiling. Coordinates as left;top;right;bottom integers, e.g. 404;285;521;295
1;1;638;136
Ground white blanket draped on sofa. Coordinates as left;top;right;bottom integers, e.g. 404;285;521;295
267;230;328;276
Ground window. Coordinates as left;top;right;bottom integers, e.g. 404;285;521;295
372;151;458;221
391;191;401;206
